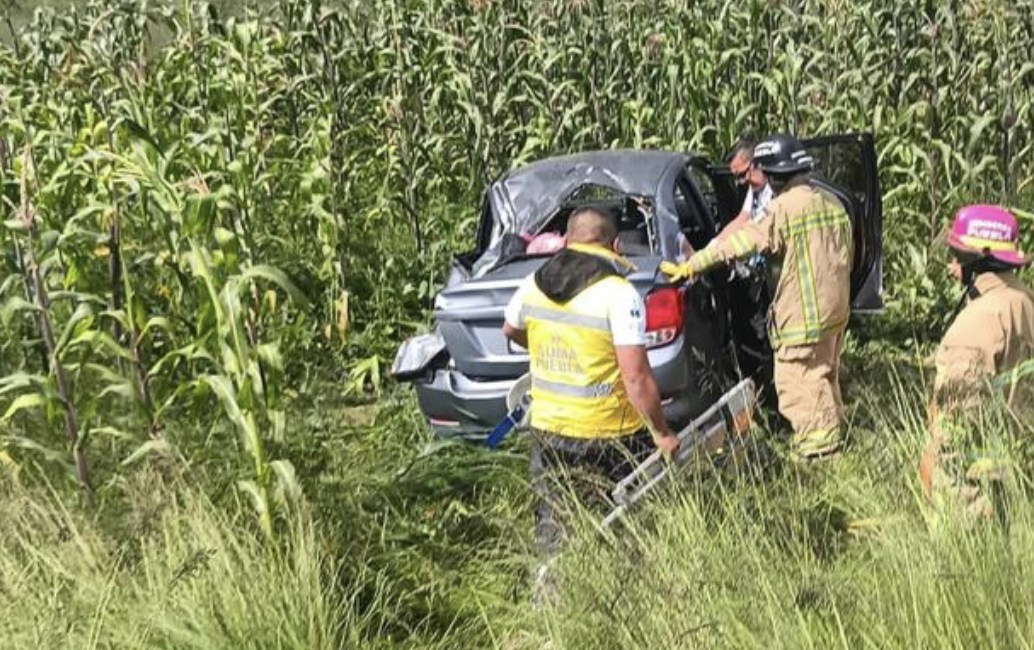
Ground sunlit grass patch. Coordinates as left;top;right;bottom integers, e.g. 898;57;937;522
0;476;342;650
525;364;1034;650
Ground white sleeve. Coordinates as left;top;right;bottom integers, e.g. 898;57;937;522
608;283;647;346
752;184;774;220
503;278;531;329
740;187;754;215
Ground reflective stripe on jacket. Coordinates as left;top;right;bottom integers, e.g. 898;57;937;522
687;180;852;348
522;273;644;438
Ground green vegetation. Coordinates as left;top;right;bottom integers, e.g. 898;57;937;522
0;0;1032;648
547;364;1034;649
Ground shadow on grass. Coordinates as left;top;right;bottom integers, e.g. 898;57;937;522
272;384;535;645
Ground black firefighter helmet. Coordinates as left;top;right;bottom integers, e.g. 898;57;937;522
752;134;814;175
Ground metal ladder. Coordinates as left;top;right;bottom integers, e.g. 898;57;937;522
603;378;756;527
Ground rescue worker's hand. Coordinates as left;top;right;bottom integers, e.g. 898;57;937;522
659;260;696;284
653;432;680;458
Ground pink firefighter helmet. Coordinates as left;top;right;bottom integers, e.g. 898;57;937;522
526;231;566;255
947;205;1030;267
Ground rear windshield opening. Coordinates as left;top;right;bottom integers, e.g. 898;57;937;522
536;184;656;257
470;185;656;277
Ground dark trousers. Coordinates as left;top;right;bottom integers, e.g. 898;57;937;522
530;428;653;556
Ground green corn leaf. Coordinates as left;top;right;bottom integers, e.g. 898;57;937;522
1011;207;1033;223
256;343;283;373
186;240;227;324
64;330;135;362
0;373;52;398
238;265;308;306
139;316;173;341
122;119;164;157
98;380;136;400
90;426;136;441
202;374;249;437
154;382;197;420
6;436;74;471
269;409;285;443
55;302;96;356
47;291;107;306
0;274;23;298
99;309;133;333
966;113;996;154
148;344;214;379
121;439;171;466
2;393;49;421
237;479;271;530
0;296;41;327
270;459;302;504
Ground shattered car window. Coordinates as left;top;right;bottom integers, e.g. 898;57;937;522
472;183;656;277
469;152;688;276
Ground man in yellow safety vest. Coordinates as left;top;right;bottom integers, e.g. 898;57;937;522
502;206;680;554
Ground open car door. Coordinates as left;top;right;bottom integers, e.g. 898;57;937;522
803;133;884;312
704;133;884;312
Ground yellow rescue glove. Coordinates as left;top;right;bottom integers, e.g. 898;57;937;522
659;260;696;283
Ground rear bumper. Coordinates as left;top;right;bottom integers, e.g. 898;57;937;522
413;334;716;439
414;369;514;439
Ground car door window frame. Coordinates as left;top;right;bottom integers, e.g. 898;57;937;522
802;133;883;311
672;168;717;252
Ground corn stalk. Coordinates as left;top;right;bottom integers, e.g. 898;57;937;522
7;150;93;505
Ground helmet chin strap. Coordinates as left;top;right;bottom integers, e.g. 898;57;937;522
950;269;979;323
959;258;980;292
951;250;1009;320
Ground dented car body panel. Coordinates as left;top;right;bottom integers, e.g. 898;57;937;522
393;136;883;438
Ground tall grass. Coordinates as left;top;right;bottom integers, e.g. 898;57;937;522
0;476;342;650
0;392;535;650
526;358;1034;650
2;337;1033;650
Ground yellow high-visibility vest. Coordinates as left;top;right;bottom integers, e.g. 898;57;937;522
522;267;644;438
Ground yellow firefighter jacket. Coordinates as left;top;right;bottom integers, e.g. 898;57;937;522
521;244;644;438
934;271;1034;404
685;179;852;348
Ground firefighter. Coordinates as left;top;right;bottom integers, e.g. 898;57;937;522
919;205;1034;516
661;134;853;460
502;206;679;555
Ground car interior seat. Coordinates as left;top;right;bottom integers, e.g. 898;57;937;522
616;229;651;256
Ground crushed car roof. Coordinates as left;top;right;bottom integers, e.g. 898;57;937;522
472;150;700;277
487;150;694;241
501;149;693;191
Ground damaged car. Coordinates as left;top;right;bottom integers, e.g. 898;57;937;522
393;134;883;438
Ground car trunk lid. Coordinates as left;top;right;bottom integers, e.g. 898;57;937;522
435;256;661;378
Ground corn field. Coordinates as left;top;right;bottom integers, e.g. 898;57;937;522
0;0;1029;541
1;1;1034;648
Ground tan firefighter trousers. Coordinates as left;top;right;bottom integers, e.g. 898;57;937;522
773;328;846;456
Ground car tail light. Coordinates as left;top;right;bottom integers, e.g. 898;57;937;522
644;287;685;348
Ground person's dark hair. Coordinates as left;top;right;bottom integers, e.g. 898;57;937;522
725;132;757;163
952;248;1014;285
953;249;982;266
768;171;809;195
567;205;618;246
